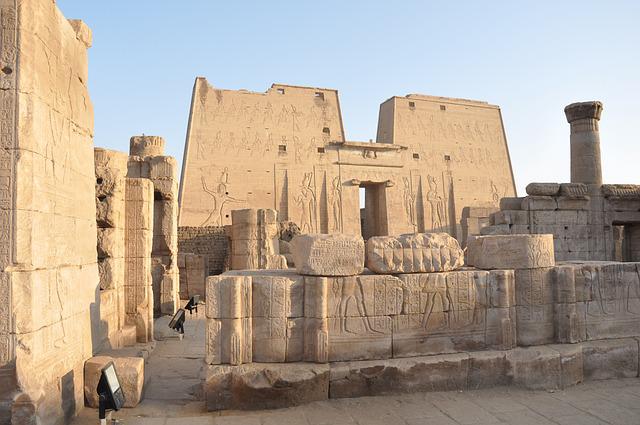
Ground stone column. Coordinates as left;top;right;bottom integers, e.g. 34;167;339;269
564;101;603;186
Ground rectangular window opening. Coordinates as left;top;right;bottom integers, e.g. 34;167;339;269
412;153;420;159
278;145;287;152
277;88;285;95
440;104;446;111
317;147;325;153
409;101;415;109
315;92;325;100
444;154;451;161
322;127;330;135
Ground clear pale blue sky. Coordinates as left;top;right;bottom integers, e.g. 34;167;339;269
57;0;639;195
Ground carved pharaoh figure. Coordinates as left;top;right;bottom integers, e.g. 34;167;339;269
402;177;417;230
334;277;381;334
427;175;445;231
329;176;343;232
295;172;317;233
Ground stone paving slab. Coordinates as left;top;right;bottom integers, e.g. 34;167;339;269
71;378;640;425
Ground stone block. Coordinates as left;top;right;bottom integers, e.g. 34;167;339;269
485;307;516;350
479;224;510;235
582;338;639;381
525;183;560;196
84;356;144;408
559;183;589;198
329;353;470;398
205;363;329;411
206;275;251;319
557;196;590;210
98;257;124;291
492;210;529;225
96;196;125;229
291;234;364;276
521;196;557;211
506;346;561;390
112;357;145;407
304;277;328;319
252;317;287;362
83;356;112;407
130;135;165;157
328;315;392;361
549;344;583;388
251;274;304;318
303;317;329;363
488;270;515;308
365;233;464;274
467;350;510;390
97;227;125;259
467;234;555;270
500;197;524;210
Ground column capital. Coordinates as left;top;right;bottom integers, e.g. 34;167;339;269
564;101;603;123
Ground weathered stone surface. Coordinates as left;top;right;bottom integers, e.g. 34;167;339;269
178;253;206;299
130;135;165;157
205;363;329;410
506;346;561;390
521;196;558;211
499;197;524;210
291;234;364;276
206;275;252;319
582;338;639;381
526;183;560;196
467;234;555;270
329;353;469;398
83;356;112;407
514;267;555;346
467;350;510;390
206;317;252;365
229;209;287;271
549;344;584;388
365;233;464;274
559;183;589;198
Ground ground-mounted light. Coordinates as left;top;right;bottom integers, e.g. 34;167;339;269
168;308;186;338
97;361;125;424
184;295;200;315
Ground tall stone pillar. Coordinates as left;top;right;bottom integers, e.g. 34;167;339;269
564;101;603;186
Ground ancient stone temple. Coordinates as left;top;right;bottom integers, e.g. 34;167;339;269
178;78;516;240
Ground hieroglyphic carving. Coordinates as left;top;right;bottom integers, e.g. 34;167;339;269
201;167;244;226
291;234;364;276
0;3;16;366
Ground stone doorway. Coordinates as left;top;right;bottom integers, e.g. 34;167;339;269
614;223;640;261
359;182;388;240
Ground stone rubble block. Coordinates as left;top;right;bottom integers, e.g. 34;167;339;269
291;234;364;276
559;183;589;198
329;353;470;398
365;233;464;274
581;338;639;381
98;257;124;290
206;317;252;365
521;196;558;211
525;183;560;196
467;234;555;270
97;227;125;259
492;210;529;225
499;197;524;210
205;363;329;411
84;356;145;408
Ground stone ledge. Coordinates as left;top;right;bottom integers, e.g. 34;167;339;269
204;339;640;411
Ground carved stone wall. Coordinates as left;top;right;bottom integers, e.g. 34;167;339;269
178;79;517;242
124;178;154;343
229;209;287;270
178;253;206;299
95;148;132;350
0;1;98;422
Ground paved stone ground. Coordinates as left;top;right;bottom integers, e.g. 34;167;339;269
72;311;640;425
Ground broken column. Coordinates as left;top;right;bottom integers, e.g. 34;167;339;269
230;209;287;270
564;101;603;186
124;178;154;342
128;136;180;316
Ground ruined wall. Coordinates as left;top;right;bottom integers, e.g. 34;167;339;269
0;1;98;423
128;136;180;316
178;79;516;241
178;226;229;275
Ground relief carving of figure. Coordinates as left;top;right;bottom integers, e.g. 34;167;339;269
200;167;244;226
421;275;455;330
402;177;417;230
427;175;445;230
334;277;382;334
295;172;317;233
584;268;608;316
329;176;343;232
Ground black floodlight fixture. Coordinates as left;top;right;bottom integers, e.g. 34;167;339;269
169;308;186;335
97;361;125;423
185;295;200;315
